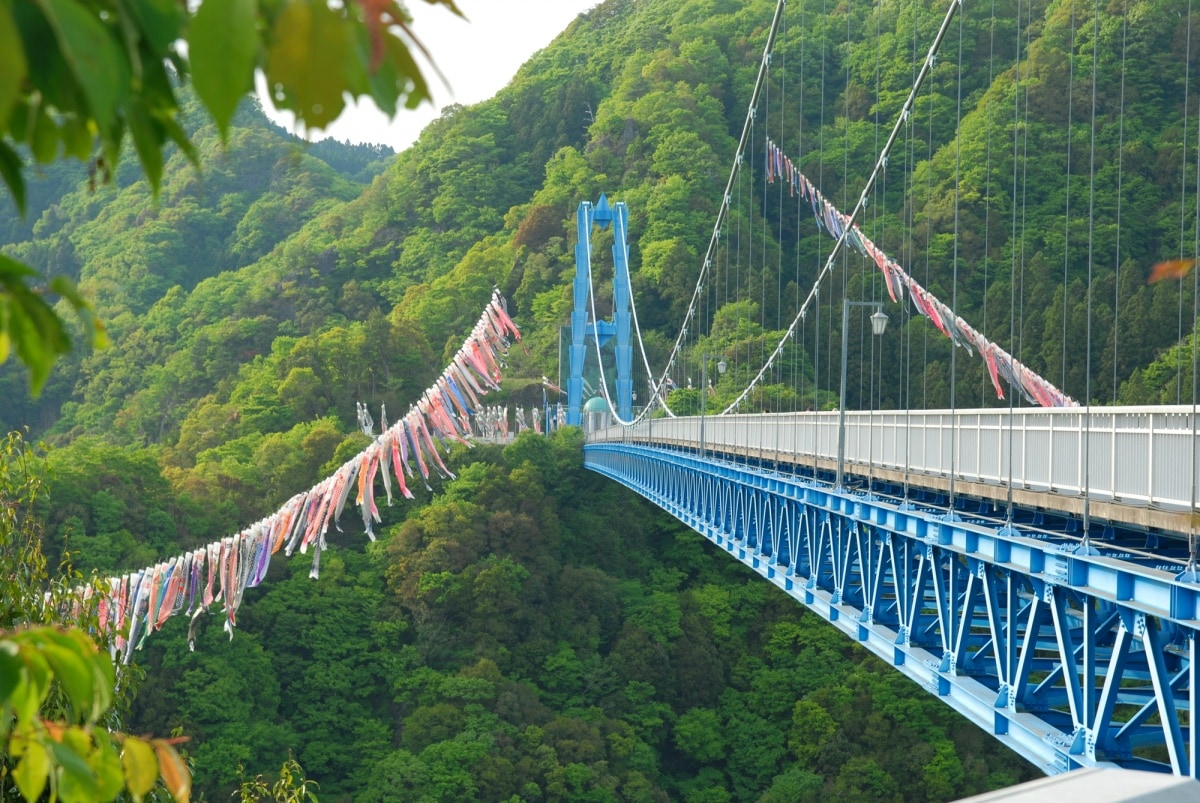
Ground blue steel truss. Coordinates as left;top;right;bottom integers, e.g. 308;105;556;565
585;442;1200;776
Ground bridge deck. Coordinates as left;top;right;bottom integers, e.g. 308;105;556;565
590;406;1199;542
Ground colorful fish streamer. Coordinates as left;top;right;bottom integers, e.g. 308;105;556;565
1148;258;1197;283
80;291;523;662
765;137;1075;408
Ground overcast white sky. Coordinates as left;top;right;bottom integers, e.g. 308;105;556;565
263;0;599;151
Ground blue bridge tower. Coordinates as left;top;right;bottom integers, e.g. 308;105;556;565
567;194;633;426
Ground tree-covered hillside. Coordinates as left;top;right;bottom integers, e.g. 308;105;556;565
3;0;1198;797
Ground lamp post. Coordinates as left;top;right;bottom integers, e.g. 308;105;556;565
837;300;888;489
699;353;728;458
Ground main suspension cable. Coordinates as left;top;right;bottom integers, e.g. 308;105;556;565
648;0;788;414
723;0;965;414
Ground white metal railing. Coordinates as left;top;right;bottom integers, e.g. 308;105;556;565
586;406;1200;513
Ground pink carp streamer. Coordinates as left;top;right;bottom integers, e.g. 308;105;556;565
766;137;1074;408
78;291;521;661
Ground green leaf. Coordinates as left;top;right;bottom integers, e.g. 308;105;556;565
128;0;185;56
0;254;36;281
159;114;198;168
190;0;258;136
12;737;50;803
50;275;108;350
125;101;163;190
50;738;101;803
10;1;82;115
29;102;58;163
59;115;91;161
365;34;400;116
0;641;22;706
0;1;27;130
38;642;95;723
0;138;26;214
385;35;430;111
34;0;123;132
139;50;180;113
9;644;51;726
42;629;112;724
91;731;125;801
121;736;157;801
265;0;348;129
84;645;114;719
0;254;71;394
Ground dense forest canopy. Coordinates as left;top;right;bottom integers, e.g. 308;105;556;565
3;0;1199;797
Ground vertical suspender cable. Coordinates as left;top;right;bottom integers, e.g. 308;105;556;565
793;1;805;435
1079;0;1101;552
1005;0;1025;528
776;13;787;412
762;55;771;410
816;0;829;473
1184;162;1200;568
1112;0;1127;403
922;43;936;409
903;0;919;506
949;0;964;516
794;0;807;417
750;83;759;406
759;52;770;414
819;0;830;406
981;0;997;407
1182;1;1195;407
1018;0;1031;388
843;0;853;432
1188;32;1200;574
1062;0;1076;391
868;0;884;491
735;139;745;396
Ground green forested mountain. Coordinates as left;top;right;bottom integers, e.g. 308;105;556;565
4;0;1199;797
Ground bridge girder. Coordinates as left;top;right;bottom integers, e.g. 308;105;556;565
586;442;1200;777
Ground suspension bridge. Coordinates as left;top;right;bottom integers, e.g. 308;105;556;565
71;0;1200;789
565;0;1200;779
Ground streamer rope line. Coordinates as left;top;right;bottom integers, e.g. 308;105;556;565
763;137;1076;409
70;292;522;660
721;0;964;415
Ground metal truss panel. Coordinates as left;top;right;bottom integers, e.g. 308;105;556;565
585;443;1200;777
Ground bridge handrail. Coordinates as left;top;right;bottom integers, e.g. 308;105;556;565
587;405;1199;515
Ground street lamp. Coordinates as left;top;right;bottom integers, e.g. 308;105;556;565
837;300;888;489
699;353;728;458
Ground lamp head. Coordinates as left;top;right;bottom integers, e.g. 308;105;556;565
717;357;728;375
870;309;889;336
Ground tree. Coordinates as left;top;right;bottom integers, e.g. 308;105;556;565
0;626;192;802
0;432;190;801
0;0;459;393
235;757;318;802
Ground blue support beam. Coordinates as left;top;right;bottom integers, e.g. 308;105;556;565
584;441;1200;777
610;201;633;421
567;201;594;427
